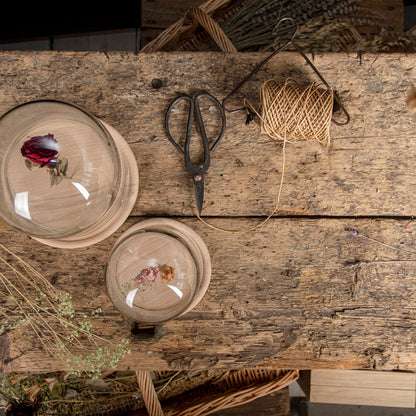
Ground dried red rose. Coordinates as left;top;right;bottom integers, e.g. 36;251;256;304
134;266;158;288
160;264;175;282
21;134;58;167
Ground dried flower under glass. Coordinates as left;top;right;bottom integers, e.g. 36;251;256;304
123;264;177;309
131;264;176;292
21;134;68;186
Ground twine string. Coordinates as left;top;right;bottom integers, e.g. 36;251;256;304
196;79;334;233
257;79;333;145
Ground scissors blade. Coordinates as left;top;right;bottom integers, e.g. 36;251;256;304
192;176;204;215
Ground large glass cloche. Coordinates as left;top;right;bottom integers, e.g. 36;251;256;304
0;100;139;248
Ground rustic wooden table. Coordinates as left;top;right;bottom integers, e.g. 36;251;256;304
1;51;415;373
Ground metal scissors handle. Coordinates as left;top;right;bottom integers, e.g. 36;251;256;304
165;92;226;214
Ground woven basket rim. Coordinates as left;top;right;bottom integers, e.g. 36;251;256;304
160;369;299;416
140;0;246;52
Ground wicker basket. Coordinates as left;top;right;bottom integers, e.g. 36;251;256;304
140;0;247;53
140;0;410;54
139;0;361;53
135;369;299;416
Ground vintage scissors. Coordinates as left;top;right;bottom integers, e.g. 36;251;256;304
165;92;226;215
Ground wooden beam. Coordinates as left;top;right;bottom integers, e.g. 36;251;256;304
3;216;416;371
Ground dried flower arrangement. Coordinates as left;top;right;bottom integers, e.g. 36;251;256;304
0;244;131;378
0;370;231;415
207;0;414;53
1;371;143;415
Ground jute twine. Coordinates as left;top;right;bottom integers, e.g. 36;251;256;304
196;79;334;233
255;79;334;146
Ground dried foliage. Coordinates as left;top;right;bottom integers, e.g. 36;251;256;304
0;244;130;378
0;370;230;415
219;0;414;52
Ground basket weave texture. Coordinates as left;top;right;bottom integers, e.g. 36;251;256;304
141;0;243;53
136;369;299;416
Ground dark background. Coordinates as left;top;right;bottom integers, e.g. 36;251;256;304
1;1;415;44
0;1;140;42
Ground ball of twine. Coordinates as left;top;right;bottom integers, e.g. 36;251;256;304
196;79;334;233
252;78;334;147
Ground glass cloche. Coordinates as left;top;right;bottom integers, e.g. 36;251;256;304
0;100;139;248
106;219;211;324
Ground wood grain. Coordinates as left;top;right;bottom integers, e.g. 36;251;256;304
1;51;416;372
0;51;413;218
3;216;416;372
309;370;416;408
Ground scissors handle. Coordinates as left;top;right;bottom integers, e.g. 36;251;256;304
194;93;226;152
165;93;226;156
165;95;193;155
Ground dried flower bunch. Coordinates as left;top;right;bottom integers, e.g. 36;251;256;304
1;371;144;415
0;244;130;377
131;264;176;292
0;369;231;415
221;0;413;53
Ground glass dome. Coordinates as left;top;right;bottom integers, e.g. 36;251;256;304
0;100;139;248
106;219;211;324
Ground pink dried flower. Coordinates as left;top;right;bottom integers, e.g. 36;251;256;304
134;267;158;288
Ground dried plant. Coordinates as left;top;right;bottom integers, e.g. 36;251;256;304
0;244;130;377
0;370;229;415
220;0;412;52
1;371;143;415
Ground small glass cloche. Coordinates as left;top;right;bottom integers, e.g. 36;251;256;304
106;219;211;324
0;99;139;248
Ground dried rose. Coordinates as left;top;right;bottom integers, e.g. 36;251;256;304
21;134;58;167
134;266;158;288
160;264;175;282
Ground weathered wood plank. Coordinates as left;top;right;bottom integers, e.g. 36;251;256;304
1;51;416;373
140;28;164;49
309;370;416;408
3;216;416;372
0;51;413;217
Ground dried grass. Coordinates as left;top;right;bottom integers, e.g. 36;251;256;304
218;0;414;53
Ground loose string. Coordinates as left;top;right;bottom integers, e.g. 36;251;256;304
195;79;334;233
195;136;287;234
